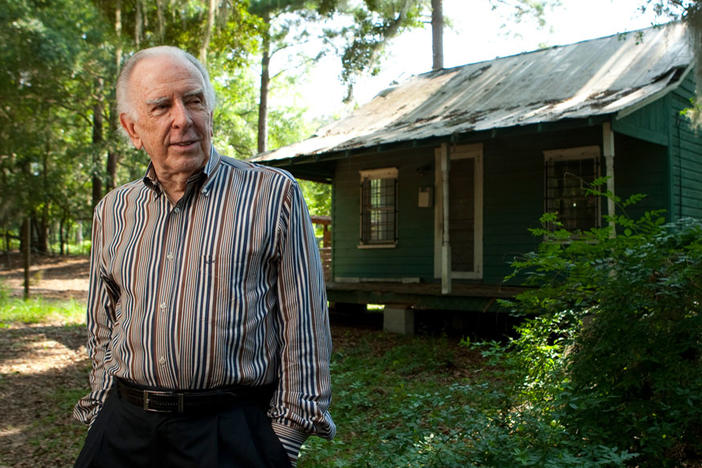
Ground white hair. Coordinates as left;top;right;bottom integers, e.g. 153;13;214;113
116;46;216;124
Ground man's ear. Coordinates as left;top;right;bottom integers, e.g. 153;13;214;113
209;111;214;137
119;113;143;150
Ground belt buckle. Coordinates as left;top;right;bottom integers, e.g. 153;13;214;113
142;390;184;413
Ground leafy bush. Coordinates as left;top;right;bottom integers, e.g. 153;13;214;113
500;192;702;467
301;331;635;467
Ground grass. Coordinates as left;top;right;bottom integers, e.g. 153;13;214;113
298;330;499;467
0;296;84;327
48;240;92;256
298;328;636;468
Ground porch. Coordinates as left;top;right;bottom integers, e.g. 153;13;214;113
326;280;525;312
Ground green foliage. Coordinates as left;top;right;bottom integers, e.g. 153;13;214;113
299;331;636;467
1;0;264;251
499;192;702;466
299;180;331;217
0;297;84;327
337;0;424;100
0;297;646;467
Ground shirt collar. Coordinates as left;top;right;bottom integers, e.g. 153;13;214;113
142;145;222;195
201;146;222;195
143;163;160;193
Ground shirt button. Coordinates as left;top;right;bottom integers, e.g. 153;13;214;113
160;302;167;310
173;207;181;214
158;356;166;365
167;252;174;261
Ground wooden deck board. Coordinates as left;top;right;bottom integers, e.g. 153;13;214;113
327;281;525;301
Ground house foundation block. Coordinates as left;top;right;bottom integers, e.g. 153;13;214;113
383;306;415;335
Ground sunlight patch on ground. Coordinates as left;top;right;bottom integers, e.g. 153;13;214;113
0;338;86;375
0;425;26;438
0;278;88;292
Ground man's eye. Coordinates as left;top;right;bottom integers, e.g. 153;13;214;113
187;97;203;105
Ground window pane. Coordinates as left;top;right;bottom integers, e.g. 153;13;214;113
361;176;396;244
547;158;598;231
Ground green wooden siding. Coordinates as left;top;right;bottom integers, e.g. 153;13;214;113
612;133;667;219
330;119;683;287
332;147;435;280
670;71;702;219
612;70;702;221
482;138;544;284
483;127;606;283
613;96;669;146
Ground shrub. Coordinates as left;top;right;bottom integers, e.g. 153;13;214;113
501;194;702;467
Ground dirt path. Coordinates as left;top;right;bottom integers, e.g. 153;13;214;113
0;253;90;301
0;254;91;467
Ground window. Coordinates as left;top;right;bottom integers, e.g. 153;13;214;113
544;146;601;232
359;168;398;246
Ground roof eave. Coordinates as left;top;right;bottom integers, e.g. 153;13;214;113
615;63;693;120
260;115;616;168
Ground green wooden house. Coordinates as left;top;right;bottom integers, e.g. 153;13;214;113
254;22;702;333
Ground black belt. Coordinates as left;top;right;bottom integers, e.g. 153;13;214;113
115;378;275;414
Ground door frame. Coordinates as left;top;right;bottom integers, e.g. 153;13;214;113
434;143;484;281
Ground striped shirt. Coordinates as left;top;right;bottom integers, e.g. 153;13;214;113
73;148;335;460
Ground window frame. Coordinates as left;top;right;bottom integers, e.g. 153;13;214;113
358;167;399;248
543;145;601;233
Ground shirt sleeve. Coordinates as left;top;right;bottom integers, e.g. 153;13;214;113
73;203;116;426
269;178;336;465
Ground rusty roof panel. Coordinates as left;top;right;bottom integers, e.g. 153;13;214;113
255;22;692;162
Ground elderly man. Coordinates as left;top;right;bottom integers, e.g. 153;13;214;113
73;46;335;468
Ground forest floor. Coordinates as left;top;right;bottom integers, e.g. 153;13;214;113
2;253;456;467
0;254;91;467
0;253;90;302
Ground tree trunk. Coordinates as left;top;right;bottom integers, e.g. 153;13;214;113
59;218;65;256
76;220;83;245
37;215;48;254
23;217;30;299
37;151;49;254
106;152;119;192
115;0;122;56
92;78;104;209
156;0;165;42
135;0;142;48
106;0;122;193
257;14;271;154
200;0;217;65
4;230;10;267
431;0;443;70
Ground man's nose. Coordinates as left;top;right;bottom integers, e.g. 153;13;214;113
171;99;193;128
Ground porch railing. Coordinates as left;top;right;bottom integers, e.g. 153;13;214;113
311;215;331;281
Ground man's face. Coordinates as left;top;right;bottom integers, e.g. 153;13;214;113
120;54;213;179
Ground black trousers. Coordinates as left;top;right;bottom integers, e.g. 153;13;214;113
74;389;291;468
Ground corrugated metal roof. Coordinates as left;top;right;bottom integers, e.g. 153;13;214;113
255;22;692;163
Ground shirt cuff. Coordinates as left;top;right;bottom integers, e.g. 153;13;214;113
270;421;308;467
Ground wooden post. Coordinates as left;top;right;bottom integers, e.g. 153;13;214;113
440;143;451;294
602;122;616;237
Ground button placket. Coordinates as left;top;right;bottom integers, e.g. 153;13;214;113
155;200;184;385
